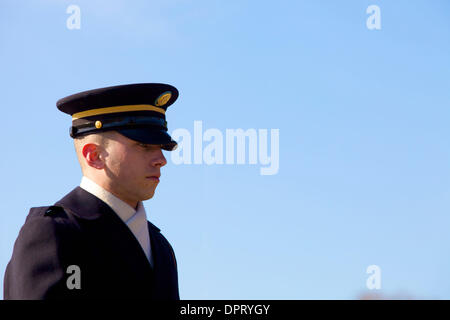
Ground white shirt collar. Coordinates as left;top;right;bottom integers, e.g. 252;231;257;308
79;176;143;222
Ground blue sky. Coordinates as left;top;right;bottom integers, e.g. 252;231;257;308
1;0;449;299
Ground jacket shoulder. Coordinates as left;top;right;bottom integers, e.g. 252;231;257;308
28;205;66;217
16;205;83;258
4;205;82;299
26;205;77;227
17;205;81;251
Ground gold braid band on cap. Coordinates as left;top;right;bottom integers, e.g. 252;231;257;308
71;104;166;120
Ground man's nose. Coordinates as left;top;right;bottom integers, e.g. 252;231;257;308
152;149;167;167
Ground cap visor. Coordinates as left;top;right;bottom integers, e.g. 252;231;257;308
116;128;178;151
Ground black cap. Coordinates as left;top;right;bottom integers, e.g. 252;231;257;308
57;83;179;151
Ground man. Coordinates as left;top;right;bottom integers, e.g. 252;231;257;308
3;83;180;299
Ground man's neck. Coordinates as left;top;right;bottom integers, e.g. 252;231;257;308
80;176;138;210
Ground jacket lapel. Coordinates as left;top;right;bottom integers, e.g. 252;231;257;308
147;221;179;299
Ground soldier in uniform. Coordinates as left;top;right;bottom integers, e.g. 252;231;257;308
3;83;180;299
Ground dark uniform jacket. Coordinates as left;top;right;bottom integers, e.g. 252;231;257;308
3;186;180;300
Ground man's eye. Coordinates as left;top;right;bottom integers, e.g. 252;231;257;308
138;143;158;150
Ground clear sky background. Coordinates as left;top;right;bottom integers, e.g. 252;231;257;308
1;0;449;299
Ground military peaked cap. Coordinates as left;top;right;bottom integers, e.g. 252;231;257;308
56;83;179;151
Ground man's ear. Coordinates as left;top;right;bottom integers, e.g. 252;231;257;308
82;143;105;169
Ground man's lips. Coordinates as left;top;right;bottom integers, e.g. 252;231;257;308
146;175;160;182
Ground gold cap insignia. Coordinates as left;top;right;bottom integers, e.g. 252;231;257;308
155;91;172;107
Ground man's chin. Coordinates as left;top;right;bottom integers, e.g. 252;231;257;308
142;191;156;201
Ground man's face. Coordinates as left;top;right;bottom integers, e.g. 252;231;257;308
101;132;167;207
